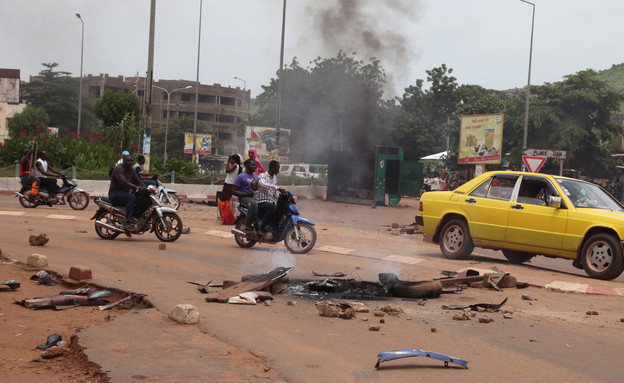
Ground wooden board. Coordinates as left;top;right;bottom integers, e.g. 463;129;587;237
205;267;293;303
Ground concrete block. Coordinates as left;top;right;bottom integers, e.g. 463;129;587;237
169;304;200;324
68;265;92;280
27;253;48;268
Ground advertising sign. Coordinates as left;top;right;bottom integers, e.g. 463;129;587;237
245;126;290;161
184;133;212;155
458;114;504;164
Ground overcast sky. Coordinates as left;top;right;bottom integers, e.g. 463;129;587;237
2;0;623;99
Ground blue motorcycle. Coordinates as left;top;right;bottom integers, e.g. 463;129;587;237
231;191;317;254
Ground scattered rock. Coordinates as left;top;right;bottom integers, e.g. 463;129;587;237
29;234;49;246
431;327;437;332
263;300;272;307
453;313;471;321
168;304;200;324
362;317;369;322
479;317;494;323
182;227;191;234
529;339;536;343
287;300;297;306
521;294;534;301
158;244;167;250
374;311;385;317
41;347;65;359
391;223;399;229
586;310;599;316
27;253;48;268
369;326;381;331
380;319;385;324
620;318;624;322
315;300;355;319
380;305;404;317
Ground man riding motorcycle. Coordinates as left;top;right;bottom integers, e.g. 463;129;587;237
33;151;65;201
109;153;145;231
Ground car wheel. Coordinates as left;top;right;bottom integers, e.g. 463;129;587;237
581;233;624;280
502;250;535;264
439;219;474;260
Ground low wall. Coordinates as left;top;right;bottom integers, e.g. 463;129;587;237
0;177;326;200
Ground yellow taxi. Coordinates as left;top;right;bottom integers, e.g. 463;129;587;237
416;171;624;280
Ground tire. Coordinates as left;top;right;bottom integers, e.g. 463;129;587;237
502;250;535;264
284;222;317;254
94;211;121;240
19;195;38;208
234;216;256;248
154;212;183;242
439;219;474;260
161;193;181;210
581;233;624;280
68;191;90;210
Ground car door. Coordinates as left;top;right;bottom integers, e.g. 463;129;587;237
505;175;568;250
461;174;520;242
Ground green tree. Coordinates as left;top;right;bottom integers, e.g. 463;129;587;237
21;63;97;136
102;113;142;154
93;89;141;127
8;106;50;136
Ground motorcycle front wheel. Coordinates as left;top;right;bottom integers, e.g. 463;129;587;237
154;212;183;242
19;195;38;208
161;192;181;210
234;216;256;248
94;211;121;240
68;191;90;210
284;222;316;254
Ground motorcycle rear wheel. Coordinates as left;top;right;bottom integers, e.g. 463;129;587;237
234;216;257;248
154;212;183;242
19;195;38;208
284;222;316;254
68;191;90;210
94;211;121;240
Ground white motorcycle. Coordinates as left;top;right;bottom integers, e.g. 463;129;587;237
154;177;181;210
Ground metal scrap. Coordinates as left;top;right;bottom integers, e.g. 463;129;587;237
375;349;468;369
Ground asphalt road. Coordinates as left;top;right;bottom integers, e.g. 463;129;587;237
1;195;624;382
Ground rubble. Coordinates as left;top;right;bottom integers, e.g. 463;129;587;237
29;234;49;246
27;253;48;268
315;300;355;319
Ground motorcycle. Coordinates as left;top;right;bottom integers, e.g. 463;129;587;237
16;176;90;210
154;178;181;210
91;185;183;242
231;191;317;254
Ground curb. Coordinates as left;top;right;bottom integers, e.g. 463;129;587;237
517;275;624;296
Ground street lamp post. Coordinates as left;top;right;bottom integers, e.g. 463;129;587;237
520;0;535;162
153;85;192;160
75;13;84;136
232;75;246;90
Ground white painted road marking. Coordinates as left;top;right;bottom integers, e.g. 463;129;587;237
317;245;355;255
46;214;76;220
0;211;24;216
382;254;422;264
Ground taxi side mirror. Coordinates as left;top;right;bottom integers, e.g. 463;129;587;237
548;196;562;209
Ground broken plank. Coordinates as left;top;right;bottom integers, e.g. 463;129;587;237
205;267;293;303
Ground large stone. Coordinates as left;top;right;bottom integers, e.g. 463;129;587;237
169;304;200;324
29;234;49;246
27;253;48;268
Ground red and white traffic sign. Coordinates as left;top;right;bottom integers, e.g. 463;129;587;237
522;155;547;173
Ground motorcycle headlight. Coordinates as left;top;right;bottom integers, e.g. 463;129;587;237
68;179;77;186
146;185;158;194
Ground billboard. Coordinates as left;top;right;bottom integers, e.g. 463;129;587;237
245;126;290;161
184;133;212;155
458;113;504;164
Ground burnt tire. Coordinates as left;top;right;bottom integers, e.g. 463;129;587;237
502;250;535;264
439;219;474;260
581;233;624;280
234;216;256;248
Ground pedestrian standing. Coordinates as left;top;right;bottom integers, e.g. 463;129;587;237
218;154;241;225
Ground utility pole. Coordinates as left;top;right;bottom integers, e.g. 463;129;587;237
143;0;156;169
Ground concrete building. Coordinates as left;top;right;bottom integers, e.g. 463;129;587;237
81;74;250;155
0;69;27;144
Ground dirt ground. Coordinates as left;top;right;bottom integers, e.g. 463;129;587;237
3;197;624;382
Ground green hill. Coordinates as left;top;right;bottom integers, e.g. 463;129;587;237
597;63;624;94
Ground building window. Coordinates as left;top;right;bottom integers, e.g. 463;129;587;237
217;114;235;123
181;93;194;102
198;94;216;103
220;96;235;106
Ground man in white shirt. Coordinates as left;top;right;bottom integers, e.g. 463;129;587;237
256;160;285;234
33;151;64;197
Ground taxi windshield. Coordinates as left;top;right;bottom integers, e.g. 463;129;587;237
556;179;624;211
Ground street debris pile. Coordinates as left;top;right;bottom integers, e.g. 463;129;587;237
29;233;49;246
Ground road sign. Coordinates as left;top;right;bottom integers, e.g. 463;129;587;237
522;156;547;173
523;148;567;159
